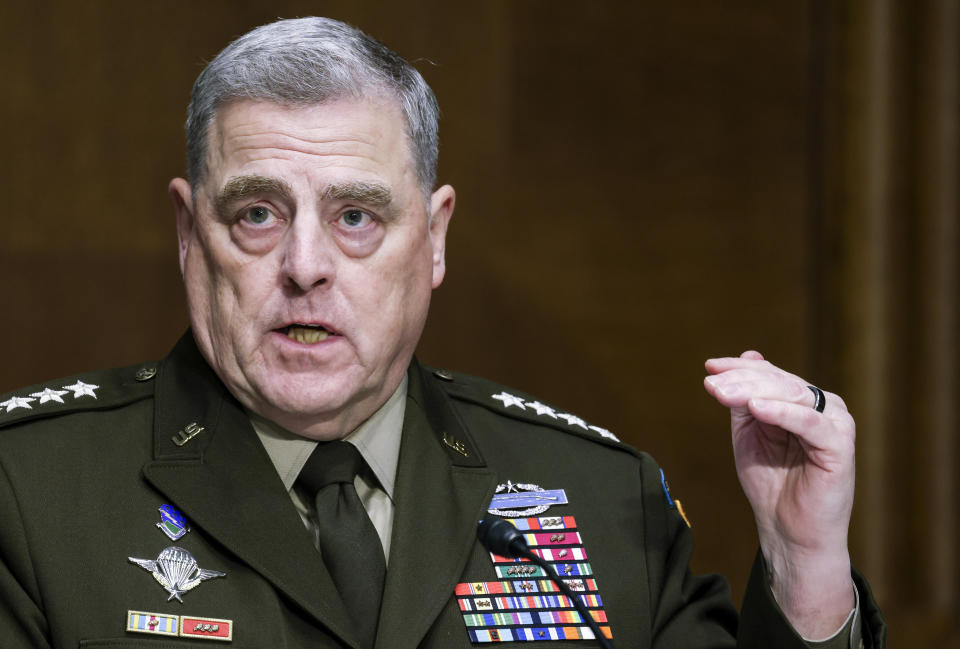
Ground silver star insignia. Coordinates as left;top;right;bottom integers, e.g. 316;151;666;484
30;388;69;404
589;425;620;442
556;412;588;429
0;396;35;413
524;401;557;418
491;391;526;409
62;380;99;399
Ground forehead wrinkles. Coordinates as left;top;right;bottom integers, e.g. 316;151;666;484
204;100;420;204
216;105;386;160
227;132;381;161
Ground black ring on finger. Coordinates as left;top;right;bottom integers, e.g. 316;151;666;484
807;385;826;413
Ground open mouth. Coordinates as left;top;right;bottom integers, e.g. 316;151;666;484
278;324;333;344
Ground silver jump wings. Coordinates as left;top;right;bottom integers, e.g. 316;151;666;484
128;546;225;602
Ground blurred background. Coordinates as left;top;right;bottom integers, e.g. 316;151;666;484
0;1;956;644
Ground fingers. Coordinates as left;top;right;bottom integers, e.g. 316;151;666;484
704;365;811;408
703;352;848;418
748;398;856;457
705;353;798;379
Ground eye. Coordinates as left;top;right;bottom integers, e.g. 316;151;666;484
243;205;275;226
340;209;372;228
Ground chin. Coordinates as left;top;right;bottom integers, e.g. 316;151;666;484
255;374;362;420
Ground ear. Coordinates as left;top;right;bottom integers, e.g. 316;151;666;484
428;184;455;289
168;178;195;276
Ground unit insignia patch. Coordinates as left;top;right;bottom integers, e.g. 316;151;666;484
659;468;691;528
659;468;674;507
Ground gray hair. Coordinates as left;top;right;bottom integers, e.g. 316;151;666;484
185;17;439;198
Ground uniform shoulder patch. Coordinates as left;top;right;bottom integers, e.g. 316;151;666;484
427;367;623;446
659;467;691;528
0;363;158;430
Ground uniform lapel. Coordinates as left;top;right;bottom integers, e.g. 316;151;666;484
376;361;498;649
140;333;361;649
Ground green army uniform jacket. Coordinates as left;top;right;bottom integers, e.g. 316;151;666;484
0;333;885;648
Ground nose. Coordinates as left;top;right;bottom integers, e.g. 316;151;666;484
279;213;336;292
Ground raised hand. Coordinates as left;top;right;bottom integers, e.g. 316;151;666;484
704;351;856;639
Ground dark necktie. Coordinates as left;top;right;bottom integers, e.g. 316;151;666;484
297;441;386;648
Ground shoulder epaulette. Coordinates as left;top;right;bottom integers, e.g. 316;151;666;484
424;366;632;451
0;363;159;430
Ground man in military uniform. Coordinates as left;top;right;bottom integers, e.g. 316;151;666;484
0;17;884;649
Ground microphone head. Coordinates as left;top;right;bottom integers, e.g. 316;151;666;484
476;515;528;558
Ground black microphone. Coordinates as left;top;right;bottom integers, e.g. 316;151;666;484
476;515;614;649
476;514;528;558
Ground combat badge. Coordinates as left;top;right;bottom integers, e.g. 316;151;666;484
488;480;568;517
156;504;191;541
129;546;225;602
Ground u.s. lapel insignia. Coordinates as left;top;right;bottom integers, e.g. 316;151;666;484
172;421;205;447
443;431;469;457
488;480;568;517
128;546;225;602
156;504;191;541
127;610;179;636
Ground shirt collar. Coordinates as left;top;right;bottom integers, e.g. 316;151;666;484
250;375;407;499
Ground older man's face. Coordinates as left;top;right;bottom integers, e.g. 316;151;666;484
169;98;454;439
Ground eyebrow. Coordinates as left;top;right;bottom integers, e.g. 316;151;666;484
214;175;294;215
322;181;393;208
212;176;396;220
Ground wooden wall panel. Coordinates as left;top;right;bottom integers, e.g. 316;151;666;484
816;0;959;645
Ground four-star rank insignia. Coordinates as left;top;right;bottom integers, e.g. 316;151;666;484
156;504;190;541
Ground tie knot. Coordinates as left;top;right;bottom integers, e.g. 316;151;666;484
297;441;366;495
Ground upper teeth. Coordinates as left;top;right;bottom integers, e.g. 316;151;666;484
287;326;329;344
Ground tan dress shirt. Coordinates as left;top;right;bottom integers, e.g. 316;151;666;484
249;376;406;565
